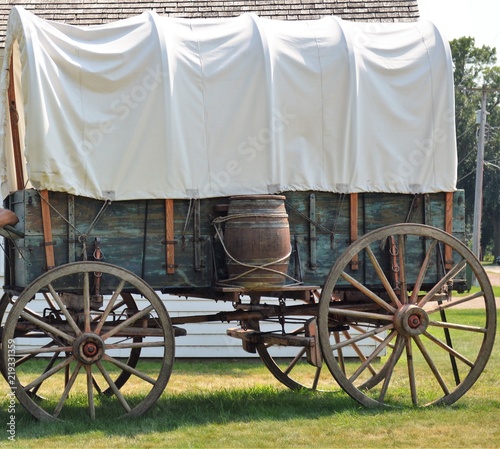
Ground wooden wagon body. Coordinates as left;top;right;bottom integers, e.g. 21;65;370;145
4;189;466;295
0;7;496;422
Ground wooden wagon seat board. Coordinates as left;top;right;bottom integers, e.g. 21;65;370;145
0;6;456;202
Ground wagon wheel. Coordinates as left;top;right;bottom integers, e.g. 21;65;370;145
318;224;496;407
2;261;175;421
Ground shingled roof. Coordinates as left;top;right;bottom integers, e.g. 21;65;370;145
0;1;420;48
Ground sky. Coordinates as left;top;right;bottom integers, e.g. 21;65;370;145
418;0;500;53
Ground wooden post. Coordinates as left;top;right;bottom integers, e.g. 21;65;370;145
165;199;175;274
40;190;55;270
350;193;359;270
7;54;24;190
444;192;453;270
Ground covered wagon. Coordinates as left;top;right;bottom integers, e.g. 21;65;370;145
0;6;495;421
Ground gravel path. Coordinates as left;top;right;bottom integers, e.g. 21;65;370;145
485;269;500;288
454;266;500;309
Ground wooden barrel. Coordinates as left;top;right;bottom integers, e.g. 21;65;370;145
223;195;290;288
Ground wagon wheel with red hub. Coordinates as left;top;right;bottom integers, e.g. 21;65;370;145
318;224;496;407
2;261;175;421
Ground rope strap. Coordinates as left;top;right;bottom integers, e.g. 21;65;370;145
212;215;301;287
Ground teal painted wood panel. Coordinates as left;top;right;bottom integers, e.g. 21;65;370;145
5;189;466;293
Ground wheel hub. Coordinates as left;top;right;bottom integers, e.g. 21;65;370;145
393;304;429;336
73;332;105;364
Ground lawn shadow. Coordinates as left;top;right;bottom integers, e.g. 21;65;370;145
1;385;378;439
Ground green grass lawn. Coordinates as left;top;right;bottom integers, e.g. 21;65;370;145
456;283;500;298
2;360;499;448
1;307;499;449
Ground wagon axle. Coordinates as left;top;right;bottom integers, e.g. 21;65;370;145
408;315;421;329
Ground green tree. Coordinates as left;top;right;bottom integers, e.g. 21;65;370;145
450;37;500;258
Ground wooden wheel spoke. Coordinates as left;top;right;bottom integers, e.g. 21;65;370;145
109;299;128;313
351;324;396;349
16;349;65;397
343;329;372;362
53;362;83;418
42;292;57;311
405;337;418;406
377;335;402;402
30;352;63;396
425;291;485;314
85;365;96;420
96;361;132;413
283;347;307;376
423;331;474;367
428;320;487;334
94;279;126;335
24;355;75;392
102;354;157;385
410;239;438;304
20;311;75;343
100;305;155;341
343;330;376;379
16;345;73;357
365;246;402;309
47;283;81;335
418;258;467;308
104;340;163;351
91;375;104;395
311;365;322;390
333;332;345;374
340;271;396;313
348;330;397;383
413;335;450;395
330;323;393;351
329;307;393;322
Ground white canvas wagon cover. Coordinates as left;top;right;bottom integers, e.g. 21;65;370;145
0;6;456;201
